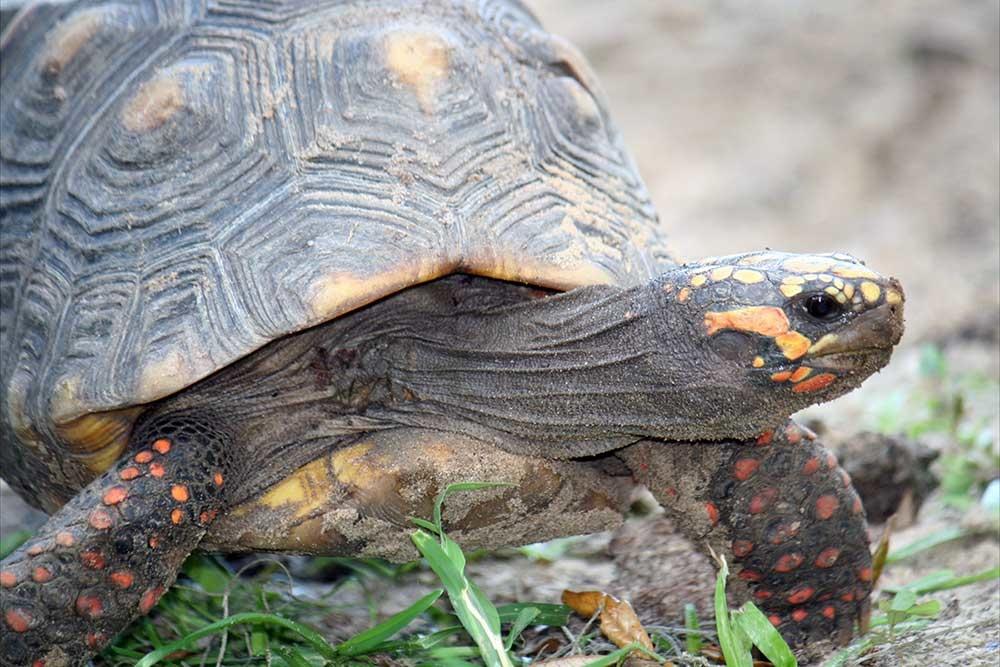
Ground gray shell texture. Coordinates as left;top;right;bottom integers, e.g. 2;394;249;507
0;0;673;472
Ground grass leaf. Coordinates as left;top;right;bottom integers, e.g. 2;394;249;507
733;601;797;667
336;588;443;656
504;606;539;650
684;602;702;654
133;612;339;667
0;530;31;559
713;556;753;667
886;526;967;564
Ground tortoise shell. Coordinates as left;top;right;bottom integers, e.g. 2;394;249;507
0;0;673;497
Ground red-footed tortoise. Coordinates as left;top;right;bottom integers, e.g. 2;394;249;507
0;1;904;664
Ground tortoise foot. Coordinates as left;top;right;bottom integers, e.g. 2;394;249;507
620;420;872;649
0;415;234;667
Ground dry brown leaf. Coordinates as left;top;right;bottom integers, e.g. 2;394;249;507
562;589;654;654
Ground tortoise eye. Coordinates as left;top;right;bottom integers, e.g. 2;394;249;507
804;293;841;320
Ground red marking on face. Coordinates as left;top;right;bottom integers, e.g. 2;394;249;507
749;487;779;514
134;450;154;463
171;484;190;502
822;605;836;620
33;661;45;667
787;586;815;604
55;531;75;547
792;372;837;393
199;509;218;525
756;430;774;445
213;471;224;486
4;608;31;632
801;457;821;475
139;586;165;614
86;632;106;649
789;366;812;383
26;543;47;556
815;494;840;520
815;547;841;568
774;553;804;573
81;550;106;570
733;458;760;481
152;438;171;454
149;462;166;478
858;567;873;582
31;567;53;583
110;571;134;589
770;370;793;383
148;534;161;549
791;608;809;623
0;570;16;588
705;501;719;526
738;569;763;582
75;594;104;618
703;306;790;337
768;614;782;627
732;540;754;558
754;589;773;600
769;522;800;545
171;508;184;524
102;485;128;505
120;466;141;480
89;509;113;530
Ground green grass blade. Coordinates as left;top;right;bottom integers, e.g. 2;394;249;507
734;602;797;667
412;530;513;667
504;606;539;650
580;642;665;666
886;526;967;563
713;557;752;667
496;602;570;627
909;566;999;593
272;645;315;667
0;530;31;559
683;603;702;654
336;588;443;656
133;612;339;667
181;554;231;594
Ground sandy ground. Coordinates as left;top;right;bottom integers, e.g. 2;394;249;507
2;0;998;665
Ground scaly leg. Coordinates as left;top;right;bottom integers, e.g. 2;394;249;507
618;420;872;648
1;414;236;667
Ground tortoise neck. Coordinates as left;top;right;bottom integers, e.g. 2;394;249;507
378;277;702;457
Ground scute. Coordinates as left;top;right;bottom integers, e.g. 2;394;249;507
0;0;673;494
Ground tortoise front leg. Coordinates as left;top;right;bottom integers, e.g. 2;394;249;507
618;420;872;648
0;414;236;667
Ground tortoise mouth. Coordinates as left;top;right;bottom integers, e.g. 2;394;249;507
806;348;892;371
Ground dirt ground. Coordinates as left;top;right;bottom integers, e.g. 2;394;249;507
1;0;998;665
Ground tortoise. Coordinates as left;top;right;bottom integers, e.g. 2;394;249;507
0;1;905;664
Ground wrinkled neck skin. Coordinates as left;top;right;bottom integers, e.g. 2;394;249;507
371;275;787;457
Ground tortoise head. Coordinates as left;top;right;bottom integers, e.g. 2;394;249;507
652;251;904;431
